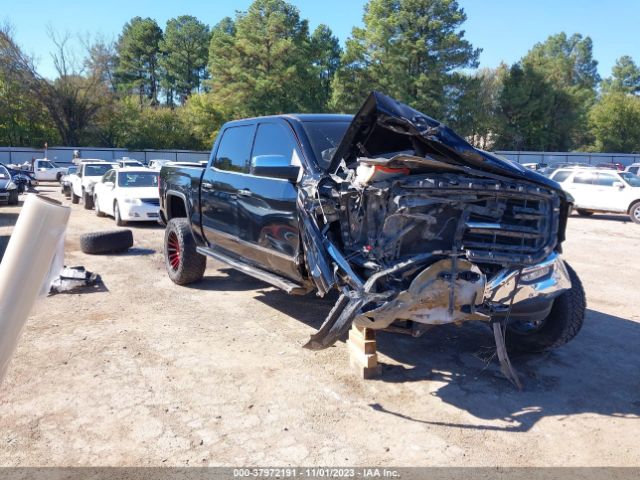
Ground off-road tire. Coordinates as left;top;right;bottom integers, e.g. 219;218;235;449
629;202;640;224
576;209;593;217
506;262;585;353
94;196;105;217
114;202;126;226
164;218;206;285
83;191;94;210
80;229;133;255
72;192;80;204
8;190;18;205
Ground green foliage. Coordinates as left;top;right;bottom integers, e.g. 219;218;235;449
589;92;640;152
0;73;59;147
493;63;576;151
159;16;210;104
309;25;342;111
602;55;640;95
4;2;640;154
181;93;228;148
115;17;163;105
331;0;480;118
449;66;505;149
493;32;600;151
208;0;319;117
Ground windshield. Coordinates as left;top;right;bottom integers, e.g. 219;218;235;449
0;166;9;179
118;171;158;187
620;172;640;187
85;164;113;176
301;121;351;171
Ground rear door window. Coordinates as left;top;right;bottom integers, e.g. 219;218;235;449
214;125;255;173
595;173;619;186
572;171;595;185
551;170;571;183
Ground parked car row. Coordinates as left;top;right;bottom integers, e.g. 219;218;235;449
59;163;161;225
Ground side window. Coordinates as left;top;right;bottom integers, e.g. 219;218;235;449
629;167;639;175
251;123;299;168
214;125;254;173
551;170;571;183
573;171;595;185
595;173;619;187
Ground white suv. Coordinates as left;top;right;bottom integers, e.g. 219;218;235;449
549;168;640;223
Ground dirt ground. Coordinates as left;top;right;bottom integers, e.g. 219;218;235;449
0;184;638;467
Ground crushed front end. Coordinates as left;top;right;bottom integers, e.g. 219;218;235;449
299;92;581;387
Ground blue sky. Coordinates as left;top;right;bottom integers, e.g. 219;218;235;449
4;0;640;80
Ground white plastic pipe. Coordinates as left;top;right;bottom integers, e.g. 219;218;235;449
0;194;70;383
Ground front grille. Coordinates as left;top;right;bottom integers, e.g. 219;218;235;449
141;198;160;206
391;175;561;267
460;184;559;265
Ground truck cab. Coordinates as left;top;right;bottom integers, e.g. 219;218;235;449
161;114;352;285
31;159;69;182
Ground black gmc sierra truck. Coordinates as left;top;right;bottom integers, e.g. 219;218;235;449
159;92;585;386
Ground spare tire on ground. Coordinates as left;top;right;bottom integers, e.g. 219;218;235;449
80;229;133;255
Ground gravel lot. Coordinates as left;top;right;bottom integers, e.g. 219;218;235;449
0;185;638;466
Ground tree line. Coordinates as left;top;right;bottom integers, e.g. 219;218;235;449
1;0;640;153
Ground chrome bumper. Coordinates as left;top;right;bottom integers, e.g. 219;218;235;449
485;253;571;305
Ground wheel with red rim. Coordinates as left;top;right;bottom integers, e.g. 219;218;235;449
164;218;206;285
167;231;181;271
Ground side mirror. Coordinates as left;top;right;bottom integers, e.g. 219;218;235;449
613;181;625;189
252;155;300;181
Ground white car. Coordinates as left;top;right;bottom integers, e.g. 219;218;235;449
549;168;640;223
93;168;160;225
70;161;117;208
147;159;172;169
625;163;640;176
116;159;144;168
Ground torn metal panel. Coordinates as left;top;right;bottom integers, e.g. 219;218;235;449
295;92;581;387
355;258;487;329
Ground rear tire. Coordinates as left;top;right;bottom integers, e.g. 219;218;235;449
576;209;593;217
8;190;18;205
164;218;206;285
629;202;640;224
114;202;126;226
83;191;94;210
94;196;105;217
506;262;585;353
72;192;80;204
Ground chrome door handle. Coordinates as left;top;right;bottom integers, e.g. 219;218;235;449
202;182;214;190
238;189;252;196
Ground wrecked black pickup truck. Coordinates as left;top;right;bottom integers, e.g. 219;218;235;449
159;92;585;386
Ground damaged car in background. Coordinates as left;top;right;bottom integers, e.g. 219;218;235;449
159;92;586;387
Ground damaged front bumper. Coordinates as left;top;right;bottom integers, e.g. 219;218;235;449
305;252;572;350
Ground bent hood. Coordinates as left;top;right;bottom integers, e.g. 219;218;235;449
330;91;561;191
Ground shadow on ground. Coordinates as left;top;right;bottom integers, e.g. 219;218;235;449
187;266;640;432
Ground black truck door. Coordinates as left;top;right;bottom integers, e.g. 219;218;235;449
234;121;303;282
200;124;255;254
